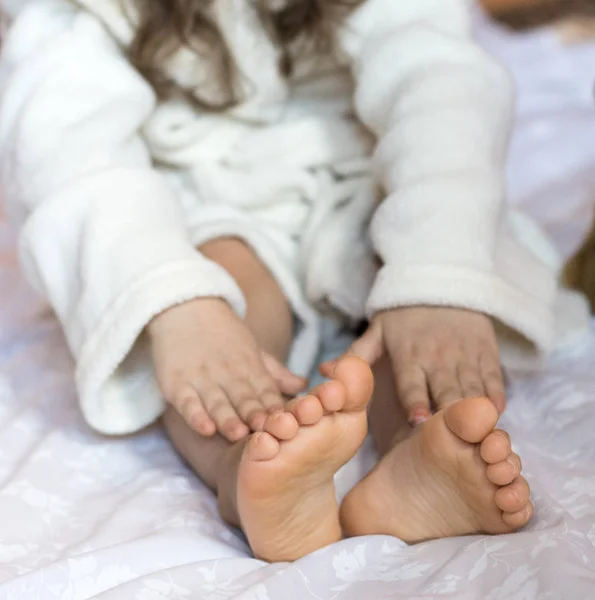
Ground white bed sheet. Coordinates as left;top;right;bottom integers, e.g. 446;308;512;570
1;12;595;600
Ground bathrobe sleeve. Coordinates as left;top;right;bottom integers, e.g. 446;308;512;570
0;0;246;434
341;0;559;352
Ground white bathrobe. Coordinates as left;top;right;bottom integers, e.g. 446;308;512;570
0;0;584;434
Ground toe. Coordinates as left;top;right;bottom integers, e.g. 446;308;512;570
502;501;534;530
287;394;324;425
245;432;280;462
480;430;511;464
248;411;268;432
443;396;499;443
332;356;374;412
263;411;299;441
311;380;345;413
494;477;530;513
486;453;521;485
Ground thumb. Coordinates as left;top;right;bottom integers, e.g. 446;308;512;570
319;320;384;378
261;352;308;396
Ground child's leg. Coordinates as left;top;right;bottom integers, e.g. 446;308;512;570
340;360;534;543
200;238;294;362
162;238;374;561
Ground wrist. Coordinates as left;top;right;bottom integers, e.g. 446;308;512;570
146;297;229;338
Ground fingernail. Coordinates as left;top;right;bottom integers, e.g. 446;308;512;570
409;409;430;426
320;360;337;378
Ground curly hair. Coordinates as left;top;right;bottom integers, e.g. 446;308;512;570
126;0;360;111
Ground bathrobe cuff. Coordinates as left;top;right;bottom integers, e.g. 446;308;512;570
75;258;246;434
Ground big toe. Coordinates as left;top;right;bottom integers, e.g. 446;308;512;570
332;356;374;413
443;396;499;444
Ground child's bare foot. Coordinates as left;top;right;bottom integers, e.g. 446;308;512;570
340;396;533;543
226;357;373;562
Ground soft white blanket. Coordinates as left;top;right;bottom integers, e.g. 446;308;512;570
0;14;595;600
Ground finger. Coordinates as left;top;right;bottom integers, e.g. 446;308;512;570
259;389;286;414
480;353;507;414
199;384;249;442
171;384;216;437
457;363;487;400
222;378;269;432
427;364;464;410
319;320;383;377
250;372;285;414
318;361;335;379
261;352;307;397
394;364;432;425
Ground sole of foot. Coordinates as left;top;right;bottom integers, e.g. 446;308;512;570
235;356;374;562
340;396;533;543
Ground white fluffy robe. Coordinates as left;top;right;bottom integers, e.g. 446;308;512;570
0;0;585;434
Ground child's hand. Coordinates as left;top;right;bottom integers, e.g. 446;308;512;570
320;307;505;424
148;298;307;442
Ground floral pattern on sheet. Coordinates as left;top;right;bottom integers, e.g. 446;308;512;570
2;10;595;600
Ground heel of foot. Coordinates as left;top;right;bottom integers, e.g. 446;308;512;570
339;481;379;538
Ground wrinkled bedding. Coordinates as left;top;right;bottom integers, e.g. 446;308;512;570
1;11;595;600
